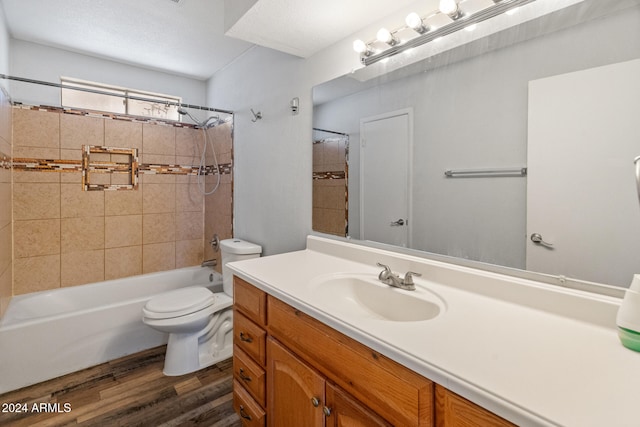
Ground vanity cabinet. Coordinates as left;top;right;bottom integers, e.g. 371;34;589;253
267;336;392;427
435;385;516;427
233;275;514;427
232;278;268;426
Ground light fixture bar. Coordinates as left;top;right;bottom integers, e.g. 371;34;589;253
362;0;538;66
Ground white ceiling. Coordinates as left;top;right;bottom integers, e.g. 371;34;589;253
0;0;420;80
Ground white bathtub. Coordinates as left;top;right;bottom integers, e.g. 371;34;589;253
0;266;222;394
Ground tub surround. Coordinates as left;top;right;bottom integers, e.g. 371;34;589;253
228;235;635;427
0;87;12;317
10;104;234;295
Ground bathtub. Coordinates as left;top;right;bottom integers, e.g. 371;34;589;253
0;266;222;394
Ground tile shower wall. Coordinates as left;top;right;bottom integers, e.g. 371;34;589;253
11;106;233;295
0;88;12;316
312;139;347;237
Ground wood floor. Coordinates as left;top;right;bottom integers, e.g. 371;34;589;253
0;346;241;427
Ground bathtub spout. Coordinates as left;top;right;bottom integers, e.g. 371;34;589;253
201;259;217;268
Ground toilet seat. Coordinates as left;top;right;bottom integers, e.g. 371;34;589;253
143;286;215;320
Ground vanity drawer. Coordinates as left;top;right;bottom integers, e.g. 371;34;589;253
234;276;267;326
233;345;266;407
234;310;267;366
267;296;433;427
233;379;266;427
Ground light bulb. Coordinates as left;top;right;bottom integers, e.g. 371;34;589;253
353;39;367;54
376;28;393;44
406;13;421;29
439;0;459;17
405;12;427;33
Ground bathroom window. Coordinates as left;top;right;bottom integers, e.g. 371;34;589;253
61;77;181;121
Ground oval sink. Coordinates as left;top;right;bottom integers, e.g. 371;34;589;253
309;274;444;322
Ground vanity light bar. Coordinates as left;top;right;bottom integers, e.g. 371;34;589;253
360;0;538;67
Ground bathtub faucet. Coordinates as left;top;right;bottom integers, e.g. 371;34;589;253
201;259;217;268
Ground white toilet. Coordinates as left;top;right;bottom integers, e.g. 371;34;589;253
142;238;262;376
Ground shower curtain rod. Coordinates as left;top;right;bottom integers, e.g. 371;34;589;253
0;74;233;115
313;127;348;136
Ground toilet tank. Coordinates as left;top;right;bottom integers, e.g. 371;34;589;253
220;239;262;296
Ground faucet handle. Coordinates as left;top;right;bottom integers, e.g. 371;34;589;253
403;271;422;285
376;262;392;280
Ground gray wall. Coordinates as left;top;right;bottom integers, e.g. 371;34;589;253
9;40;207;108
313;7;640;269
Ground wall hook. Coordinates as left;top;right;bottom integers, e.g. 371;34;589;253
250;108;262;122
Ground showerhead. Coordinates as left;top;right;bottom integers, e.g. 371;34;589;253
178;107;229;128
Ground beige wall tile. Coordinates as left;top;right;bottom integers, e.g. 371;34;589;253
13;108;60;149
13;170;61;183
105;189;142;216
143;212;175;244
61;184;105;217
13;183;61;220
12;146;60;159
105;215;142;248
176;239;204;268
0;182;11;228
13;255;61;294
143;242;175;274
14;219;60;258
105;246;142;280
0;265;12;317
61;250;104;287
61;113;104;150
176;211;203;241
176;183;204;212
105;119;142;150
143;183;176;214
176;127;204;157
143;123;175;156
61;217;105;253
205;182;232;218
0;223;10;274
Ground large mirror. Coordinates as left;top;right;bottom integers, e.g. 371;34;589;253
312;0;640;288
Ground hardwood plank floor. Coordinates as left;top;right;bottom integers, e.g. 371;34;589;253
0;346;241;427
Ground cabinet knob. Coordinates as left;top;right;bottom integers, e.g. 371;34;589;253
323;406;332;417
239;405;252;421
239;332;253;343
238;368;252;382
311;397;320;407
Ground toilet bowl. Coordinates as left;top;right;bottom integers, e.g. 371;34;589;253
142;238;262;376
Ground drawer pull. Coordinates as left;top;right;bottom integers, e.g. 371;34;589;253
323;406;332;417
239;368;252;382
239;332;253;343
239;405;252;421
311;397;320;407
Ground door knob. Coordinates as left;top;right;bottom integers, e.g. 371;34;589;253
530;233;553;248
390;218;405;226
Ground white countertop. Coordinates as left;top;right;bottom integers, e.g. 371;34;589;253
227;236;639;427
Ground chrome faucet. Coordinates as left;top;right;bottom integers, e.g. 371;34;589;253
376;263;421;291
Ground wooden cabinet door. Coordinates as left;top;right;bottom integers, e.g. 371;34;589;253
325;382;392;427
435;385;515;427
267;337;325;427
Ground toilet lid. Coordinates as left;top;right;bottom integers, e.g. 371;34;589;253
143;286;215;319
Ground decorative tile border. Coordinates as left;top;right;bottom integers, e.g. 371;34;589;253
0;151;10;170
313;171;347;180
12;157;232;176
